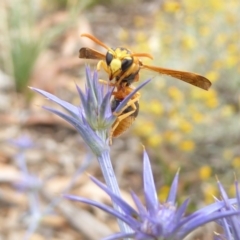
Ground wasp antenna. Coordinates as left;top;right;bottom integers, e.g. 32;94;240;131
131;53;154;60
81;33;110;50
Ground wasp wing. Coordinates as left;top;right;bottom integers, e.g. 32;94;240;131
142;64;211;91
79;47;106;60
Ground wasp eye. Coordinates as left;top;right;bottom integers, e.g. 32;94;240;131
121;58;133;71
106;52;113;65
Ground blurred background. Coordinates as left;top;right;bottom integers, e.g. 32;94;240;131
0;0;239;239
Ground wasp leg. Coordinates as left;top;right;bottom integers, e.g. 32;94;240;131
109;96;140;145
97;60;109;74
112;92;140;117
99;79;116;87
110;104;137;145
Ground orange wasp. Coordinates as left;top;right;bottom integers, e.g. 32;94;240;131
79;33;211;90
79;33;211;143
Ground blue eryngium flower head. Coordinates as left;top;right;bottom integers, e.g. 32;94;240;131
31;66;112;155
30;66;150;156
213;179;240;240
65;149;238;240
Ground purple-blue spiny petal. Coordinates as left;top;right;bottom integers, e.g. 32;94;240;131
31;87;79;117
144;192;158;217
217;182;240;238
217;181;231;208
86;84;97;110
143;150;158;213
173;198;190;225
90;176;139;218
99;91;113;121
130;191;147;218
135;231;157;240
92;71;102;102
221;217;233;240
43;107;105;155
85;66;92;87
114;79;151;113
85;66;98;105
64;195;136;227
167;170;179;204
102;232;135;240
224;208;240;239
193;199;236;216
76;84;87;105
84;89;98;122
236;181;240;208
180;210;240;238
43;107;88;140
43;106;84;128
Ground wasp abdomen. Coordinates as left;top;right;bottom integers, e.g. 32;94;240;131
112;116;136;137
111;101;139;137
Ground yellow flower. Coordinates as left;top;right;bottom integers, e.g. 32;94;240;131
229;184;236;198
225;55;238;68
188;105;204;123
168;86;183;103
227;43;238;54
205;71;219;83
216;34;227;47
181;35;196;50
148;100;164;116
147;135;162;147
199;26;210;37
212;60;224;70
158;185;170;202
179;120;193;133
192;111;204;123
202;183;218;204
179;140;195;152
162;1;180;13
136;121;154;137
206;89;217;99
221;105;234;117
205;97;219;108
208;0;224;11
231;156;240;168
190;88;218;115
183;0;201;11
199;166;212;180
204;90;219;108
164;131;180;143
191;88;210;100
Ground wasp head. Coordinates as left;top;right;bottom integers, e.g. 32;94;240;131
106;48;133;80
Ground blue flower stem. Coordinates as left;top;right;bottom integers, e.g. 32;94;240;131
97;149;132;235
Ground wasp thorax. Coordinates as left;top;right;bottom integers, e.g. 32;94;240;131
106;48;133;71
